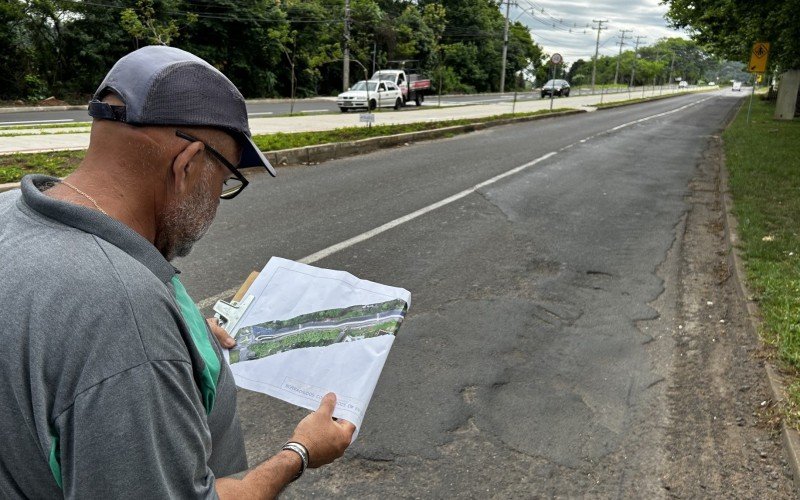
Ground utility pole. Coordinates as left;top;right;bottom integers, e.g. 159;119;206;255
613;29;631;85
590;20;608;93
629;35;646;88
343;0;351;91
668;51;676;85
499;0;512;93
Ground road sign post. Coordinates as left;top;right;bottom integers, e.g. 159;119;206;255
746;42;770;125
360;113;375;128
549;53;562;112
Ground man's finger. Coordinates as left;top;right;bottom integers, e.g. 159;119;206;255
206;318;236;348
316;392;337;417
337;418;357;434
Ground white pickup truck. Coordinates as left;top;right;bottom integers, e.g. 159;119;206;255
371;69;431;106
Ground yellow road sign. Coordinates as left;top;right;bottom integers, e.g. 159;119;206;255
748;42;770;73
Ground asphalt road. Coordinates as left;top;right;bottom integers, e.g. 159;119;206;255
177;91;744;496
0;86;678;125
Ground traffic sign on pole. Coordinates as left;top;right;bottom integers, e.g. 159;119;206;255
748;42;770;73
550;53;563;65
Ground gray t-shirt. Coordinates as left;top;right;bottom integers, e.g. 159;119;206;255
0;175;248;498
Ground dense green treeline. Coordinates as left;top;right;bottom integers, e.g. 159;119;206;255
0;0;543;102
564;38;750;88
664;0;800;71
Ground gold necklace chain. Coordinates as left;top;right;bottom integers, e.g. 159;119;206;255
58;180;109;216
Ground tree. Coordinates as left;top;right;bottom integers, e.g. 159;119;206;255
664;0;800;70
180;0;286;98
120;0;196;47
0;0;32;100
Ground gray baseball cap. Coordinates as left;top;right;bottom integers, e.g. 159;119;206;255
88;45;275;176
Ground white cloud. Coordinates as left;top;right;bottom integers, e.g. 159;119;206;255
510;0;689;64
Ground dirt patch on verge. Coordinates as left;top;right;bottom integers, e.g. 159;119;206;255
660;136;794;497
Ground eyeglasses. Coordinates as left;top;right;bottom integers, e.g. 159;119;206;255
175;130;248;199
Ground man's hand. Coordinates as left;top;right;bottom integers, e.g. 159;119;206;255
206;317;236;349
216;393;355;499
289;393;356;467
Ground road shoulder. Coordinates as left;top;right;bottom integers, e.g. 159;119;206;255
660;135;794;496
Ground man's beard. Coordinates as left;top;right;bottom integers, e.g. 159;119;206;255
158;163;218;261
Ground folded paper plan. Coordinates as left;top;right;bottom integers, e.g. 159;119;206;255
218;257;411;433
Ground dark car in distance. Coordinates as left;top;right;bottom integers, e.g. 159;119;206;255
541;79;571;98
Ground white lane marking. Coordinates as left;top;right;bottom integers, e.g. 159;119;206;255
196;94;715;309
196;151;557;310
248;112;274;116
297;151;558;266
607;96;713;132
0;119;75;126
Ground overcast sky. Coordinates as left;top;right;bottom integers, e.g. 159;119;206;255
508;0;690;65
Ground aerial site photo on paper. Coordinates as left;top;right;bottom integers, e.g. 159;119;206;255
229;299;408;364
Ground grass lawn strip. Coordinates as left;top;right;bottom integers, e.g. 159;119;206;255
0;121;91;131
723;98;800;427
1;109;570;184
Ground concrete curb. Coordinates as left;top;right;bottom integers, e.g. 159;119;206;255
0;109;585;194
0;182;19;192
0;105;87;114
719;138;800;494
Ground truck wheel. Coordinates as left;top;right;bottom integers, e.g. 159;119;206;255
414;94;422;106
394;97;402;110
339;107;348;113
369;99;376;110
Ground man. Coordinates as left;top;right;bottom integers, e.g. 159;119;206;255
0;46;355;498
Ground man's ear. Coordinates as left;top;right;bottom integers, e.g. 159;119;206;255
171;141;205;195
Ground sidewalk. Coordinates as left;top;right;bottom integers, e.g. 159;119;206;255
0;88;701;155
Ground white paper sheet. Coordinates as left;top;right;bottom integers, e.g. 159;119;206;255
224;257;410;433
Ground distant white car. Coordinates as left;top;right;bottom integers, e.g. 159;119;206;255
732;81;742;91
678;81;689;88
337;80;403;112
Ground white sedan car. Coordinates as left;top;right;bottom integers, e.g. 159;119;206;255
337;80;403;112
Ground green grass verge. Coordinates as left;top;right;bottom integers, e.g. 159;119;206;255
2;109;571;183
252;109;569;151
1;151;85;183
0;121;91;131
723;98;800;425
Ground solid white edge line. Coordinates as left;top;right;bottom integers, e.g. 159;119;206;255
196;95;715;308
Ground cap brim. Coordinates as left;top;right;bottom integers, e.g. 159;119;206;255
239;135;276;177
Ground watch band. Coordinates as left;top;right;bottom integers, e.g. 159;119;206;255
282;441;309;481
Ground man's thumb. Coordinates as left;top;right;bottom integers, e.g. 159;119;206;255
317;392;337;416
